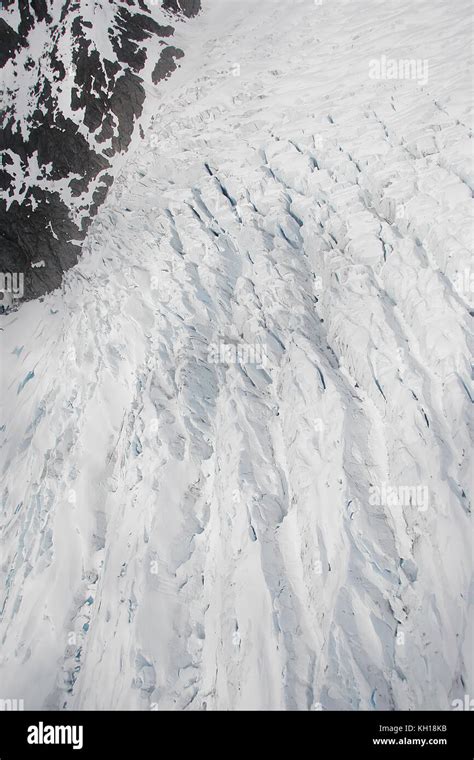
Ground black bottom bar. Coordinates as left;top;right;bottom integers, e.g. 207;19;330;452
0;709;471;757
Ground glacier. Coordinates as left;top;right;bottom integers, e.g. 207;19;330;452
0;0;472;711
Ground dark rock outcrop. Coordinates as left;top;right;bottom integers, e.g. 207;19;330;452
152;46;185;84
0;0;201;306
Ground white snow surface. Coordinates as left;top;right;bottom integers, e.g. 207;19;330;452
1;0;473;711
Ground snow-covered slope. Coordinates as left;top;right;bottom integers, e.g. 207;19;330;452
0;0;472;711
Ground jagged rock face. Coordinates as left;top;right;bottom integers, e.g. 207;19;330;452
0;0;200;304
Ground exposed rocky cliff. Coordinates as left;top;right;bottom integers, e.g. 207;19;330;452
0;0;200;305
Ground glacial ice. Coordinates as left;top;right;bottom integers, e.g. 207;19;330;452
0;0;472;711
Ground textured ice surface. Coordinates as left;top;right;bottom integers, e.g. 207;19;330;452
0;0;472;710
